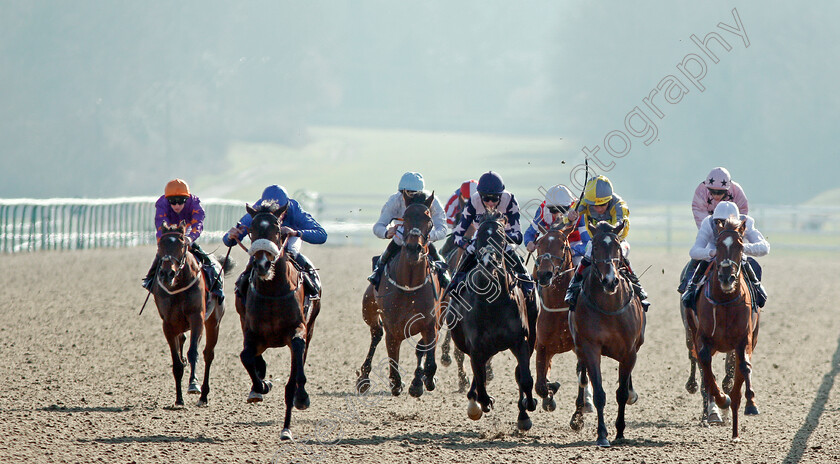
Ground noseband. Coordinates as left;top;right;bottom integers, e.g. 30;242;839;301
535;232;573;286
159;231;189;275
715;229;743;284
590;231;621;282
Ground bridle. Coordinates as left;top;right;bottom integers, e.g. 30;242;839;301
155;230;200;294
248;211;288;263
534;229;574;287
589;231;622;283
714;228;744;290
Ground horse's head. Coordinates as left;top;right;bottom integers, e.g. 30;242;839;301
401;193;435;262
534;222;575;287
714;217;746;293
246;200;288;280
589;218;625;294
157;220;190;286
474;209;508;273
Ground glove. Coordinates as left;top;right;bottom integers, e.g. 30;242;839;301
466;243;476;254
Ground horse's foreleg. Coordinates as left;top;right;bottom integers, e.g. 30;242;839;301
741;342;759;417
730;358;745;441
696;337;730;411
384;332;404;396
291;334;309;411
356;321;383;394
197;313;220;406
240;336;271;399
422;325;438;393
186;314;204;396
440;328;453;367
279;335;306;441
722;351;736;394
514;338;537;431
682;304;699;394
163;323;185;407
454;346;469;393
580;347;608;447
615;353;637;441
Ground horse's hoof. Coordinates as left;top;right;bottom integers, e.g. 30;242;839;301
188;382;201;394
548;381;561;394
627;389;639;405
517;417;533;431
441;353;452;367
596;437;611;448
707;407;723;424
280;428;293;441
247;390;264;403
570;412;584;431
391;383;403;397
542;396;556;412
408;380;424;398
717;394;731;409
467;400;483;420
745;404;760;416
356;379;370;394
525;397;538;412
481;396;495;413
584;401;595;414
685;380;698;395
294;393;310;410
196;398;208;408
423;375;437;392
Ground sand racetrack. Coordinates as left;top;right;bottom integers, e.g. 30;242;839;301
1;244;839;463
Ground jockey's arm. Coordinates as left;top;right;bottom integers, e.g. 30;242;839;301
453;201;476;249
429;195;448;242
689;217;716;261
287;200;327;244
373;194;401;240
504;194;523;245
743;217;769;257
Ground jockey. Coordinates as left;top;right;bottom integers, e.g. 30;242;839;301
679;167;751;293
681;201;769;310
446;171;537;316
564;175;650;311
142;179;224;301
440;179;478;256
524;184;590;266
367;172;450;290
223;185;327;301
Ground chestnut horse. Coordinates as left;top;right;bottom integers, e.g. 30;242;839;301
448;210;538;431
679;261;736;424
237;201;321;441
685;217;760;441
357;195;442;398
569;220;645;447
153;221;233;407
532;222;593;414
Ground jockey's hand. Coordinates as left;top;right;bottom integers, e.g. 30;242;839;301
566;209;579;222
709;249;717;258
185;236;192;246
280;226;298;237
386;224;399;239
526;242;536;253
466;243;476;255
227;225;245;240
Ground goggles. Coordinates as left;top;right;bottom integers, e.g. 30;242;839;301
168;196;187;205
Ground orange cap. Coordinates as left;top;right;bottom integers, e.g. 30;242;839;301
164;179;190;197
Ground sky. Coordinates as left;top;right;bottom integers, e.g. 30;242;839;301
1;1;838;204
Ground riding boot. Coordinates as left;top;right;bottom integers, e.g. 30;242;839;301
191;242;223;302
565;259;589;309
428;242;451;288
621;259;650;312
682;260;710;310
444;247;477;297
235;259;253;301
294;253;321;299
142;255;160;290
368;240;400;290
678;259;700;293
743;259;767;308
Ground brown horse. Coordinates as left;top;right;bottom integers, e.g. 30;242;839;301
569;220;646;447
685;217;759;441
153;221;232;407
532;222;592;413
237;201;321;441
357;195;442;398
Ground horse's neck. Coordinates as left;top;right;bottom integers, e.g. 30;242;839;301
391;249;428;287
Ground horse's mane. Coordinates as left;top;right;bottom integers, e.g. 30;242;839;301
720;217;742;231
254;199;282;215
407;192;428;205
480;209;505;223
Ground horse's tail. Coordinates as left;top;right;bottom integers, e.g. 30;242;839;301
216;254;236;275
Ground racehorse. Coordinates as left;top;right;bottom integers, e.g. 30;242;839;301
532;221;593;414
448;209;538;431
357;194;442;398
684;217;760;441
237;201;321;441
439;221;494;392
569;220;646;447
679;262;736;424
153;221;233;407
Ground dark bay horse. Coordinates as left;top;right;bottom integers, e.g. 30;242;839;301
357;195;442;398
237;201;321;441
685;217;760;441
679;261;736;424
448;210;538;431
440;221;493;392
532;222;593;414
569;220;645;447
153;221;233;407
